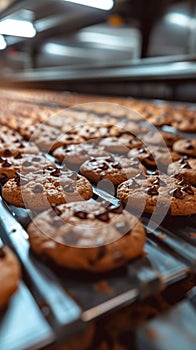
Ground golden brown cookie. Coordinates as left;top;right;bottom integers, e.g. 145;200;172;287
0;246;21;308
167;157;196;185
2;168;93;210
27;201;146;272
173;139;196;157
117;174;196;216
0;153;55;182
80;155;144;185
99;134;142;154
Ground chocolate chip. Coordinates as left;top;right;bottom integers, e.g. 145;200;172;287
168;188;184;199
15;172;29;186
2;159;12;167
178;179;188;186
46;166;54;171
146;154;154;161
74;210;88;219
181;185;194;195
180;162;191;169
152;177;166;187
0;247;6;259
115;221;130;236
112;162;122;169
51;204;62;216
178;156;188;164
3;149;12;157
108;203;123;214
67;172;78;180
32;184;43;193
98;162;109;170
50;168;61;177
135;172;146;180
0;157;4;163
63;183;75;192
185;144;194;150
89;157;96;162
22;160;32;167
18;143;25;149
95;211;110;222
32;157;41;162
128;178;140;189
145;185;159;196
14;152;23;159
105;155;115;162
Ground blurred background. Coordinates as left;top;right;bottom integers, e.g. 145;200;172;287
0;0;195;101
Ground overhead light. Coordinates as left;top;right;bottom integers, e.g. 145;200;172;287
64;0;114;11
166;13;190;28
0;19;36;38
0;34;6;50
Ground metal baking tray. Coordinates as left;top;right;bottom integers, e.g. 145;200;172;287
0;181;196;348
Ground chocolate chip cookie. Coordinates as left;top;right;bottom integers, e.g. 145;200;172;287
117;174;196;216
0;245;21;308
27;201;146;272
173;139;196;157
80;155;144;185
0;153;55;182
167;158;196;185
142;131;182;148
53;143;109;166
99;134;142;154
2;168;93;210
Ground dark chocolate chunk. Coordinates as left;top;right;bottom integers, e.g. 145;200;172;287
180;162;192;169
98;162;109;170
74;210;88;219
50;168;61;177
105;155;115;162
115;221;130;236
14;152;23;159
181;185;194;195
89;157;96;162
168;188;184;199
178;178;188;186
32;157;41;162
128;178;140;189
18;143;25;149
0;247;6;259
152;177;166;187
178;156;188;164
2;159;12;167
95;211;110;222
185;144;194;150
0;157;4;163
51;204;62;216
145;185;159;196
46;166;54;171
32;184;44;193
3;149;12;157
22;160;32;167
108;203;123;214
63;183;75;192
139;148;147;154
15;172;29;186
112;162;122;169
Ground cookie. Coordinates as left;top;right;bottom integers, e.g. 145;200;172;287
173;139;196;157
167;157;196;185
0;153;55;182
117;174;196;216
2;168;93;210
99;134;142;154
142;131;182;148
80;155;144;185
128;145;180;172
172;108;196;133
53;143;109;166
0;245;21;308
0;125;23;143
0;139;39;157
27;201;146;272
